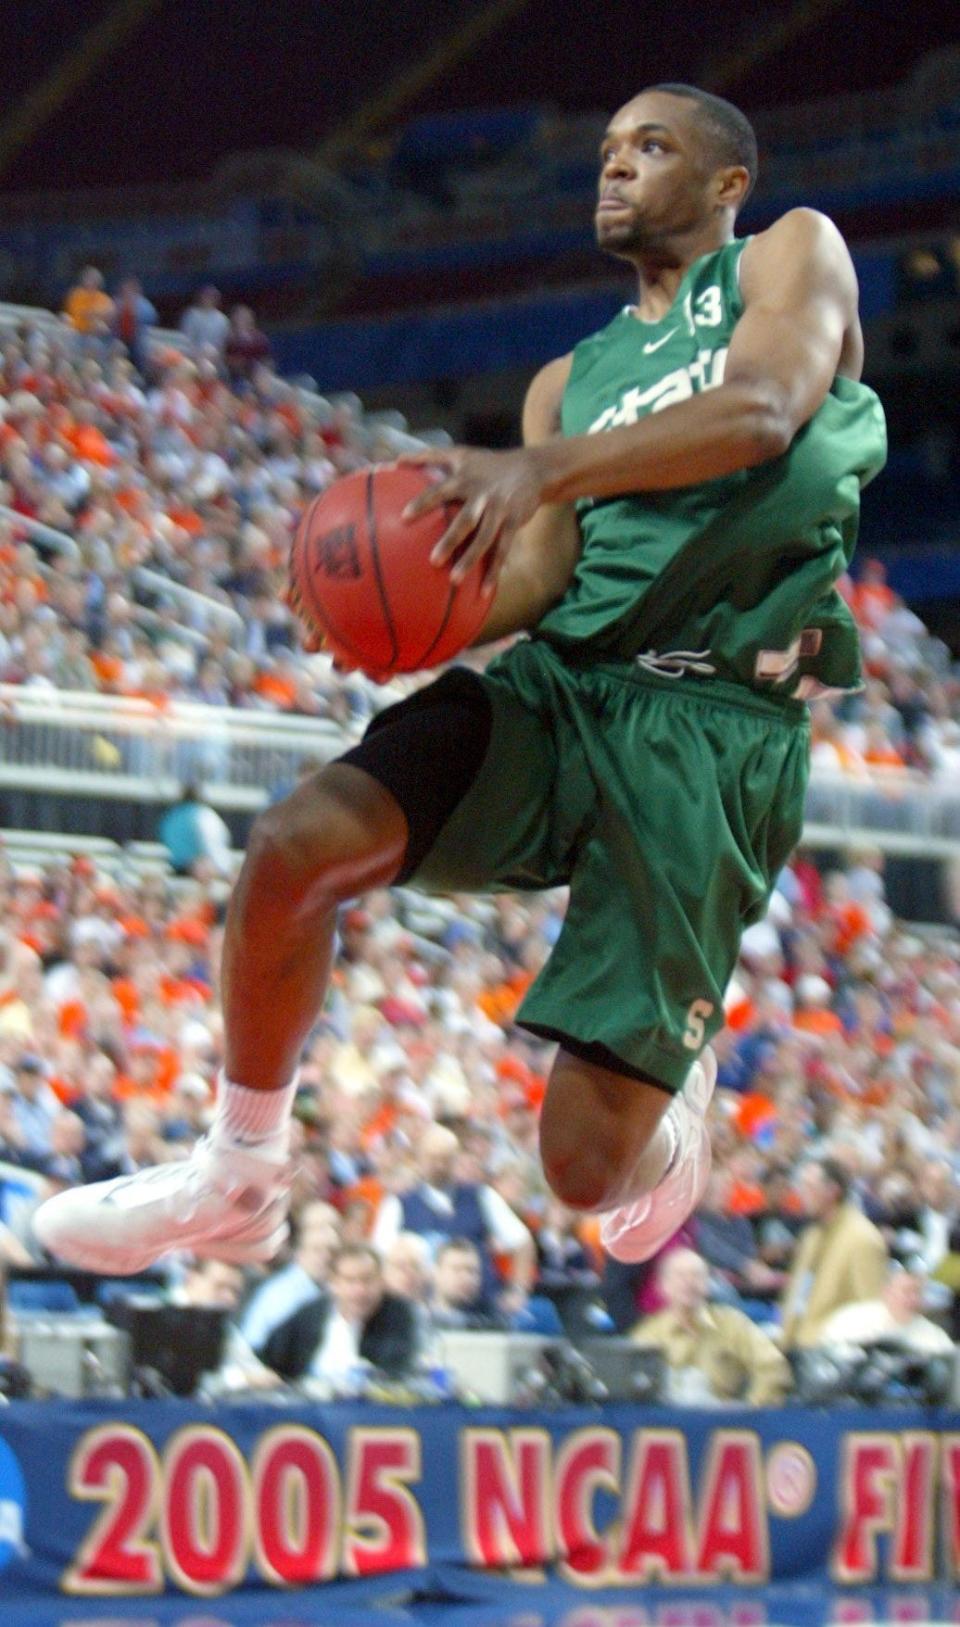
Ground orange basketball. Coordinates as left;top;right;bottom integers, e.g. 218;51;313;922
288;463;489;681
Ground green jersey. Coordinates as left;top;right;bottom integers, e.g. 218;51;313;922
536;237;888;699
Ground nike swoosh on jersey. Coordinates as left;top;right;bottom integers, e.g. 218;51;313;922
642;328;677;354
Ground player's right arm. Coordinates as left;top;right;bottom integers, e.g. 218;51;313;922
471;353;581;645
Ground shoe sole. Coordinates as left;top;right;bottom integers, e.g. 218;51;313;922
599;1049;717;1265
32;1201;289;1274
601;1122;712;1263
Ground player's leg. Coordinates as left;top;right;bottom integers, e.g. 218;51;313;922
220;763;408;1094
517;667;808;1264
32;672;499;1272
539;1044;717;1263
539;1048;673;1210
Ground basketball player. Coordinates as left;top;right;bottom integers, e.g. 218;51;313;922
34;86;886;1272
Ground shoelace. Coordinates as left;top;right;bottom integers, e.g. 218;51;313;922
634;648;716;678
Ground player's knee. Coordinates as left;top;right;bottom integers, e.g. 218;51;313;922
541;1134;621;1212
245;767;405;908
540;1151;618;1216
540;1052;665;1212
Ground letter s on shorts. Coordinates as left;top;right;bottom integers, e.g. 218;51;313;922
682;999;715;1051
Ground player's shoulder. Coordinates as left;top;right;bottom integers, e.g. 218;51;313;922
527;352;574;402
522;352;574;441
744;208;853;273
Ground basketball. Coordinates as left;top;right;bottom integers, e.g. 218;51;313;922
288;463;490;680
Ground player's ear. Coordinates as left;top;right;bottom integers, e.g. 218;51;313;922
714;164;751;214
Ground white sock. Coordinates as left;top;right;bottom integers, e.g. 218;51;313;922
212;1072;299;1162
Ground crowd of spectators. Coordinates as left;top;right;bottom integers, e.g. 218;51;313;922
0;274;957;1403
0;269;957;787
0;271;390;729
1;820;959;1400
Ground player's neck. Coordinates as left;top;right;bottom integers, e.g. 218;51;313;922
630;225;735;322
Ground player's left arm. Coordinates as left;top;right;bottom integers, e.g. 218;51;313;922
404;210;859;581
537;208;860;498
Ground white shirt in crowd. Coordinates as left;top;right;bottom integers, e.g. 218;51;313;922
820;1299;954;1355
309;1310;361;1384
239;1261;321;1352
372;1183;531;1259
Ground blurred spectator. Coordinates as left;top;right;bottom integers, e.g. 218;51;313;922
536;1197;596;1288
177;1256;246;1313
110;278;158;377
24;1109;86;1187
382;1231;432;1305
179;286;230;359
240;1199;341;1354
753;1164;804;1273
174;1257;282;1394
907;1158;958;1276
7;1055;58;1157
429;1238;500;1331
780;1159;888;1349
62;266;113;339
382;1230;434;1354
158;783;232;877
224;305;272;384
262;1242;418;1385
71;1053;126;1180
819;1263;954;1355
600;1226;697;1333
0;283;957;1398
695;1166;780;1303
371;1122;536;1305
631;1249;791;1406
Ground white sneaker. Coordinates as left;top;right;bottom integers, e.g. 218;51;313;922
599;1046;717;1265
31;1138;290;1274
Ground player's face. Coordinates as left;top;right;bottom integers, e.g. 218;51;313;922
595;92;713;258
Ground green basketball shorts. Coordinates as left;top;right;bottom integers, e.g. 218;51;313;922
343;637;810;1092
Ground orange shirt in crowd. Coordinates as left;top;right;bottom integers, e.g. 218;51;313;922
727;1178;767;1216
794;1006;844;1037
89;652;124;689
734;1091;777;1140
63;286;114;335
342;1175;383;1231
477;970;534;1028
110;977;140;1023
114;1046;179;1099
252;669;298;709
62;420;115;466
850;579;896;629
828;900;871;956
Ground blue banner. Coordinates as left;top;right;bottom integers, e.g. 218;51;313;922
0;1402;956;1601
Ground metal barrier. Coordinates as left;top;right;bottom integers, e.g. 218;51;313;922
1;684;959;848
0;505;79;561
0;683;355;810
131;565;245;642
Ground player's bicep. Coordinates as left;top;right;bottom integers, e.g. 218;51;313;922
522;352;573;445
727;210;857;432
513;354;581;603
472;355;580;643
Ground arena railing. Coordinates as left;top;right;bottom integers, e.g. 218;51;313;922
0;683;353;811
1;684;959;853
0;505;79;562
0;501;243;647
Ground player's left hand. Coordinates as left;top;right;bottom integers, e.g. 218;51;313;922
399;445;544;591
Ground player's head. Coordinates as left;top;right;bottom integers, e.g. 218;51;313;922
595;84;757;261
